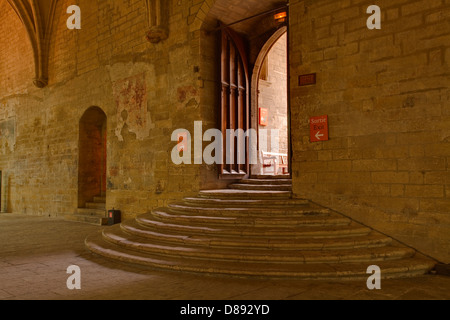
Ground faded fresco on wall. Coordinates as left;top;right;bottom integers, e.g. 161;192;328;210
113;73;149;141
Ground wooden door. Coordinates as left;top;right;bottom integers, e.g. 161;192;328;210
220;26;250;179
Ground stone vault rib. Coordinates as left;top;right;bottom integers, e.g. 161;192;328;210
6;0;57;88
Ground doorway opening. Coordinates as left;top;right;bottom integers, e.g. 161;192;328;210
199;1;290;182
78;107;107;208
252;28;289;176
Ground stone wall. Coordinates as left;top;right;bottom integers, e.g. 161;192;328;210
289;0;450;263
0;0;215;220
0;0;38;214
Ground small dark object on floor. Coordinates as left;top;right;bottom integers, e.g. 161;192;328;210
435;264;450;277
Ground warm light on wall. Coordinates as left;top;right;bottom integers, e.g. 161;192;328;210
274;12;287;22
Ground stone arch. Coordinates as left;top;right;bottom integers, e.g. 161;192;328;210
78;106;107;208
196;0;290;179
251;26;287;136
190;0;288;33
188;0;213;32
250;27;288;175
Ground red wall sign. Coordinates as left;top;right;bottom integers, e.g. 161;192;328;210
259;108;268;126
310;115;329;142
299;73;317;86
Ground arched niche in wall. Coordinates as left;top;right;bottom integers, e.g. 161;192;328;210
78;106;107;208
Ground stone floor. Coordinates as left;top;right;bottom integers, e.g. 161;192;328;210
1;213;449;300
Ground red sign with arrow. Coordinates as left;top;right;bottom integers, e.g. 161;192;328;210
310;115;329;142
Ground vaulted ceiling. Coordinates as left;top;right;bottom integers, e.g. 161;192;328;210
6;0;57;88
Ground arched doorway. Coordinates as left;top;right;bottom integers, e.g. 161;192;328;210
78;107;107;208
251;27;289;176
198;0;290;180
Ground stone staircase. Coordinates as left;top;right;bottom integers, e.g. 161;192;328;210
66;195;108;226
85;178;436;279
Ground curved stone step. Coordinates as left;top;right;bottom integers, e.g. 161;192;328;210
183;197;308;207
85;178;437;280
136;214;372;238
121;219;392;250
151;208;351;227
198;189;292;200
86;232;435;280
168;202;330;217
229;184;292;191
102;227;415;264
240;179;292;185
251;175;290;180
